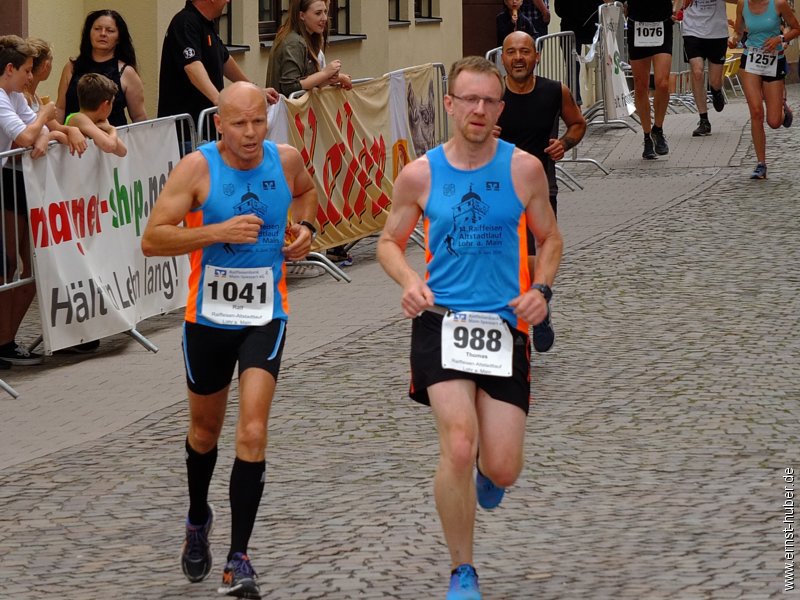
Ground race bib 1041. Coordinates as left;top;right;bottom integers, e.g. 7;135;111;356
201;265;274;326
441;311;513;377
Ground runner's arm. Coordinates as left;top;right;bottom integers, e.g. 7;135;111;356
508;150;562;324
377;158;435;317
545;83;586;161
279;145;318;261
141;152;263;257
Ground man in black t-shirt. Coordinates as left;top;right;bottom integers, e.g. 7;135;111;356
158;0;278;147
496;31;585;353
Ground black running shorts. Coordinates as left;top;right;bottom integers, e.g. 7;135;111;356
683;36;728;65
182;319;287;395
627;19;673;61
409;309;531;414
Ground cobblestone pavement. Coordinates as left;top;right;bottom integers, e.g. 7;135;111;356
0;90;798;599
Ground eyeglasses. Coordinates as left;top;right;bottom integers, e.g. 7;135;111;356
450;94;504;110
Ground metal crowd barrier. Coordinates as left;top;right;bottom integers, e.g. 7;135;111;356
536;31;609;178
0;147;35;398
669;22;698;113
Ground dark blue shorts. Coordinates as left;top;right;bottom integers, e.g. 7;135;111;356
182;319;286;395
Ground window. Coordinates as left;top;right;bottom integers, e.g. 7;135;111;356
260;0;352;43
258;0;281;42
389;0;406;22
415;0;435;19
216;2;233;45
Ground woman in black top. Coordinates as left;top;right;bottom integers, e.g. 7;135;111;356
619;0;677;159
56;10;147;126
496;0;537;46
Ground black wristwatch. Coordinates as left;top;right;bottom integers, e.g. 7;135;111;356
298;220;317;241
530;283;553;302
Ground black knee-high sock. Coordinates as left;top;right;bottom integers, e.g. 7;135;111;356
185;438;217;525
228;457;266;559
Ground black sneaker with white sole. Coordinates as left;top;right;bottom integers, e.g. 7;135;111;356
642;135;657;160
692;119;711;137
0;342;43;365
651;127;669;155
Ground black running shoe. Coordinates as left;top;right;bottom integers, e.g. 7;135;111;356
532;305;555;353
651;128;669;155
642;135;657;160
711;88;725;112
692;119;711;137
0;358;10;370
181;504;215;583
218;553;261;599
783;101;793;128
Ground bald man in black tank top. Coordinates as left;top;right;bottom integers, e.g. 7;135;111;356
495;31;585;352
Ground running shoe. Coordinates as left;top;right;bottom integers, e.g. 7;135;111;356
692;119;711;137
750;163;767;180
642;135;656;160
0;342;43;365
651;127;669;155
711;88;725;112
532;305;555;353
218;553;261;599
447;564;481;600
783;102;793;128
181;504;215;583
476;465;505;510
0;358;10;370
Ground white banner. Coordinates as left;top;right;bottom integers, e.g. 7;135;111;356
602;4;635;119
22;119;188;352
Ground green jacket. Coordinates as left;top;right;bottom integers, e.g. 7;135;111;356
266;31;319;96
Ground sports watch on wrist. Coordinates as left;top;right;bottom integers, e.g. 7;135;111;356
298;220;317;241
530;283;553;302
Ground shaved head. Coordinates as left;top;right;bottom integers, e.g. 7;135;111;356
502;31;536;54
218;81;266;119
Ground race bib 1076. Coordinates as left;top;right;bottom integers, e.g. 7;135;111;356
634;21;664;47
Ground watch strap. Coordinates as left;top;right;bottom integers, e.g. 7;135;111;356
530;283;553;302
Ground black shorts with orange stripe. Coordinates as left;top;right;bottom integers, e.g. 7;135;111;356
409;309;532;414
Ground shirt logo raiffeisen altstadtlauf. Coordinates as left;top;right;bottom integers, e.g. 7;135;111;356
445;184;503;257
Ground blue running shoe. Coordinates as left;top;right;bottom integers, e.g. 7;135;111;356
476;466;505;510
218;552;261;599
750;163;767;180
447;564;481;600
181;504;215;582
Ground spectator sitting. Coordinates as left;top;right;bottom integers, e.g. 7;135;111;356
65;73;127;157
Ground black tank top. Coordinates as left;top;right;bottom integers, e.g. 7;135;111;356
65;57;129;126
627;0;672;22
497;76;561;195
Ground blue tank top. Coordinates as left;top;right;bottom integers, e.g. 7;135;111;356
185;140;293;328
424;140;531;331
744;0;784;55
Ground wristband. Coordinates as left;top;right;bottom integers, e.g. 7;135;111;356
298;220;317;240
